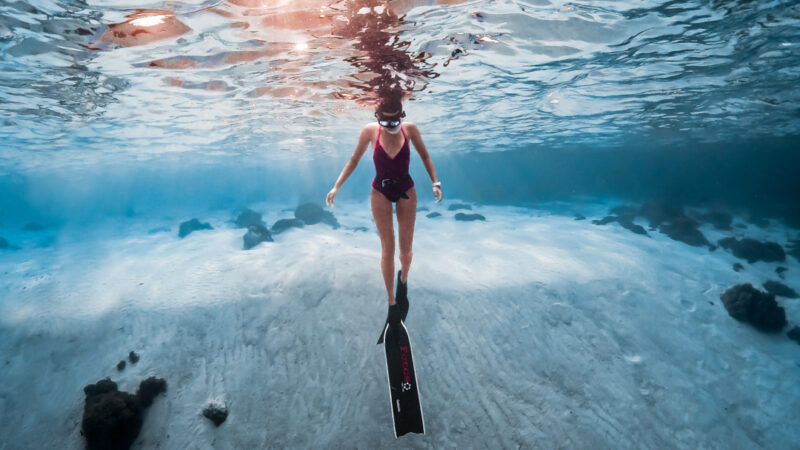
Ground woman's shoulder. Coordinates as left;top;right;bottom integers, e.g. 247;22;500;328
403;122;419;135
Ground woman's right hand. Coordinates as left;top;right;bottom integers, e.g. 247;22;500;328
325;187;338;206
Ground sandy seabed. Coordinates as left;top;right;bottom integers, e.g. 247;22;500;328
1;199;798;449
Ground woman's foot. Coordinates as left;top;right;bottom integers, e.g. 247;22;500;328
396;270;409;322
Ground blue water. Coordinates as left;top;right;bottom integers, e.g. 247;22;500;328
1;1;800;448
2;0;800;224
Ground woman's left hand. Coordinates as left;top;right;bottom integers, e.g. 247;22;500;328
433;186;442;203
326;187;338;206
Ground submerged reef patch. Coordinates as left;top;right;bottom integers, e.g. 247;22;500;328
596;202;716;247
762;281;799;299
271;218;304;235
720;283;786;332
455;212;486;221
243;224;272;250
203;401;228;427
718;237;786;264
295;202;339;228
234;208;266;229
448;203;472;211
179;218;213;238
81;377;167;450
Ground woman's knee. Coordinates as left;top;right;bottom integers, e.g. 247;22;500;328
399;250;412;264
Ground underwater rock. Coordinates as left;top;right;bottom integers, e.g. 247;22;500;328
614;215;647;235
635;201;684;228
658;216;710;247
775;267;787;278
749;216;770;229
295;202;339;228
243;224;273;250
234;208;266;229
117;360;126;371
762;280;799;299
81;376;167;450
417;206;429;212
203;401;228;427
22;222;46;231
733;263;744;272
720;283;786;332
271;218;304;235
147;226;170;234
179;218;213;238
788;240;800;262
788;326;800;345
606;202;712;247
0;237;20;250
718;237;786;264
128;351;139;364
448;203;472;211
352;226;368;232
573;214;586;221
592;216;616;226
591;215;647;235
426;212;441;218
696;211;733;230
455;213;485;222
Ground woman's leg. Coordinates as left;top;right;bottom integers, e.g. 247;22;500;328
371;188;396;305
395;187;417;284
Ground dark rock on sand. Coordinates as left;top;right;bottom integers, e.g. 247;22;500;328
592;215;647;236
352;226;368;232
763;280;799;299
117;360;126;371
788;326;800;345
636;202;684;228
147;227;170;234
776;266;788;279
417;206;429;212
295;202;339;228
788;240;800;262
81;377;167;450
573;214;586;221
203;401;229;426
22;222;46;231
733;263;744;272
128;351;139;364
243;224;273;250
614;215;647;235
271;218;304;235
749;216;770;229
659;216;710;247
448;203;472;211
455;213;485;221
179;219;213;238
696;211;733;230
718;237;786;264
592;216;616;226
720;283;786;332
600;202;712;245
0;237;20;250
426;212;442;218
234;208;266;229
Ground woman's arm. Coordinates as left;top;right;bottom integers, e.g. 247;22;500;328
407;123;443;203
326;125;372;206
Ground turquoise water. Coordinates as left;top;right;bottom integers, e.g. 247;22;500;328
1;0;799;223
1;1;800;448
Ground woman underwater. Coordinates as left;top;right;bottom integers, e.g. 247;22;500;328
326;95;443;340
